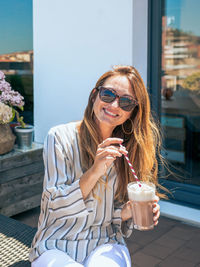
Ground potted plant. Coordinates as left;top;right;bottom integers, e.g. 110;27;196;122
0;70;34;152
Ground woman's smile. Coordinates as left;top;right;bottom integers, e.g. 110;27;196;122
103;107;119;118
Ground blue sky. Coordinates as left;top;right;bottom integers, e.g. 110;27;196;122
166;0;200;36
0;0;199;56
0;0;33;55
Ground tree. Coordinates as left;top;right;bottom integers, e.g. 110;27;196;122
182;72;200;92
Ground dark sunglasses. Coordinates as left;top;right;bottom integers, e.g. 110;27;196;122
96;86;138;112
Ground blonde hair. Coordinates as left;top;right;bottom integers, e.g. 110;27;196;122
78;65;166;202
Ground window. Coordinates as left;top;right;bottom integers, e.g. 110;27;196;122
161;0;200;187
0;0;33;125
148;0;200;208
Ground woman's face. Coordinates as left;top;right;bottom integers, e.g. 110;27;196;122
93;75;136;131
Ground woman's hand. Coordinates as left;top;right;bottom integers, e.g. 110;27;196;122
121;201;132;222
153;195;160;226
91;137;128;178
80;137;127;199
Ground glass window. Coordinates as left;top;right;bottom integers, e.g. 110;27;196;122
161;0;200;187
0;0;33;125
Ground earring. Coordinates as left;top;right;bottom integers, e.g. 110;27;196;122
122;118;133;135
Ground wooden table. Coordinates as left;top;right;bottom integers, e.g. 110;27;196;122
0;143;44;217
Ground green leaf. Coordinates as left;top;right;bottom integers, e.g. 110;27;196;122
9;108;16;122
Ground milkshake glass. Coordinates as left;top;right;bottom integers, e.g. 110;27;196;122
127;182;155;230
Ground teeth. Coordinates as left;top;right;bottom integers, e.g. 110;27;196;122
105;109;118;117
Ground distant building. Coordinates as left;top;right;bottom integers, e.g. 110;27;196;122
0;50;33;74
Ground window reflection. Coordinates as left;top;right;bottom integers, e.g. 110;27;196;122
0;0;33;125
161;0;200;186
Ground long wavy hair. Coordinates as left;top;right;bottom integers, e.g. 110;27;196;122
78;65;166;202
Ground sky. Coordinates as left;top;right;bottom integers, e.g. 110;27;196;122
0;0;33;55
0;0;199;55
166;0;200;36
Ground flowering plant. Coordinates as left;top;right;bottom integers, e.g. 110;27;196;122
0;70;25;127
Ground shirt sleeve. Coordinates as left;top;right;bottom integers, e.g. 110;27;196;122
42;127;94;220
112;200;133;238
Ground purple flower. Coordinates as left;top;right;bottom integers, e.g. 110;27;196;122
0;80;11;92
0;70;25;124
0;90;24;107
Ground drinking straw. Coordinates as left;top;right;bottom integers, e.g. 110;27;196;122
120;145;142;187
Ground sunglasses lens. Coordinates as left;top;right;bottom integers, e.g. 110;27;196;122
100;88;116;103
119;97;135;111
98;86;137;112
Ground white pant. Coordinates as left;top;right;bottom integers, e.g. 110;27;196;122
31;243;131;267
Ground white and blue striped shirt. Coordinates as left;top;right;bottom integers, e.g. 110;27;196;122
29;121;133;263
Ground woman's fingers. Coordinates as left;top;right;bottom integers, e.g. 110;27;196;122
97;147;125;158
93;137;128;177
153;201;160;225
97;138;128;157
98;138;123;148
153;210;160;225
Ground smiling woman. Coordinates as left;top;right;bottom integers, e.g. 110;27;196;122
29;65;162;267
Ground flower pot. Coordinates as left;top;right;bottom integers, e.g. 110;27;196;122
14;125;34;150
0;124;16;155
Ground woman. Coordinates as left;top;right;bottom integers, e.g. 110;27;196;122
30;65;161;267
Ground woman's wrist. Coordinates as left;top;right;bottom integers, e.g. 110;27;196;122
79;166;100;199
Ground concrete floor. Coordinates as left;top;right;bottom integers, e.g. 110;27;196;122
13;207;200;267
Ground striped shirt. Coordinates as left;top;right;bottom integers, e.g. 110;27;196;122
29;121;133;263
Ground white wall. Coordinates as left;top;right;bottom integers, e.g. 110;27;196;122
33;0;133;143
132;0;148;86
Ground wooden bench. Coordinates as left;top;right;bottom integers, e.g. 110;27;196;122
0;214;36;267
0;143;44;217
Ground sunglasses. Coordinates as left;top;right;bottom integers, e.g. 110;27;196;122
96;86;138;112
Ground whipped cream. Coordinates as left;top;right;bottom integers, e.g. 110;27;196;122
127;182;155;201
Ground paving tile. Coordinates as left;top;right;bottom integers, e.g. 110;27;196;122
155;232;186;249
139;242;175;259
126;240;141;255
131;226;170;247
177;222;200;232
132;251;161;267
165;226;197;241
172;246;200;264
12;206;40;228
158;216;180;227
157;255;196;267
185;235;200;251
130;230;157;246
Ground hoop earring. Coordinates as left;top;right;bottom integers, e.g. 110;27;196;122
122;118;133;135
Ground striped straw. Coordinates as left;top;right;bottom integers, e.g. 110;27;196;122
120;145;141;187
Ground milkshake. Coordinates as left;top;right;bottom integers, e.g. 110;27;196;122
127;182;155;230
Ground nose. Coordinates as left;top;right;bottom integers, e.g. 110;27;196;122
110;98;119;108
